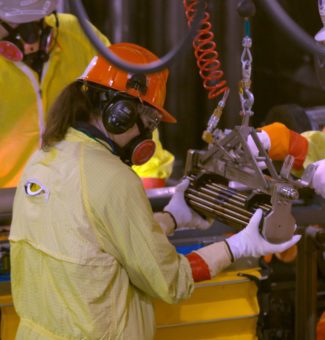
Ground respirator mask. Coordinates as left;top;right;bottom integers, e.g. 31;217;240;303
119;111;159;166
0;17;55;73
98;89;161;166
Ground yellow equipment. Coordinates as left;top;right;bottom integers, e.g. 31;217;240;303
154;266;261;340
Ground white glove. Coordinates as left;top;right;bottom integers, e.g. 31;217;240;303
164;178;212;230
311;159;325;199
226;209;301;260
228;131;271;190
247;130;271;158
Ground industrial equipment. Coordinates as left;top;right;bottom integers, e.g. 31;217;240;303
181;2;317;244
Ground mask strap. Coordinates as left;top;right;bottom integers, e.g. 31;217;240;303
73;121;120;156
0;21;15;35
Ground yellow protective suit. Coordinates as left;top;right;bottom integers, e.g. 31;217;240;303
9;128;193;339
300;130;325;167
260;123;325;176
259;125;325;264
290;130;325;178
0;13;174;189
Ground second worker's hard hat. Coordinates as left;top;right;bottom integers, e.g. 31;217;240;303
0;0;58;24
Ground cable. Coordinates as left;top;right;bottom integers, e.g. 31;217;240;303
68;0;205;74
183;0;228;100
255;0;325;57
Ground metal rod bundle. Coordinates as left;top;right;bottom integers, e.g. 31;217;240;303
185;175;272;229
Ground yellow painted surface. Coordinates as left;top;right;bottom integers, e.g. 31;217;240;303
155;318;257;340
154;268;260;340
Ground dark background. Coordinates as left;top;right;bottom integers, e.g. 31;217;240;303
66;0;325;177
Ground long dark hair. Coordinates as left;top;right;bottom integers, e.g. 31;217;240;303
42;81;99;149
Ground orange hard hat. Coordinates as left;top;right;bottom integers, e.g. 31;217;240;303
80;42;176;123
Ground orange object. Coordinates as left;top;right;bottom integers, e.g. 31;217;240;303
142;178;165;189
186;252;211;282
260;122;308;170
288;130;309;169
263;254;273;264
80;42;176;123
317;311;325;340
275;245;298;263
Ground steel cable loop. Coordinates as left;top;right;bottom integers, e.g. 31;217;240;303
68;0;205;74
183;0;229;99
254;0;325;57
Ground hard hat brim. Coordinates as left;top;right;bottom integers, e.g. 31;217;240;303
152;104;176;123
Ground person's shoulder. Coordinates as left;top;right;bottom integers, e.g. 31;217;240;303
82;144;144;202
45;13;80;42
56;12;79;27
301;130;325;142
82;142;138;182
54;12;109;48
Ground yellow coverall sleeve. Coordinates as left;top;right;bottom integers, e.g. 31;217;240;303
289;130;325;177
301;130;325;167
83;148;193;304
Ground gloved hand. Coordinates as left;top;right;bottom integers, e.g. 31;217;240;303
226;209;301;260
228;130;271;190
164;178;212;230
311;159;325;199
247;130;271;160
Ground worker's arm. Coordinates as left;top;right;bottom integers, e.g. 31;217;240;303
86;163;195;304
252;123;325;198
186;209;301;282
156;179;301;282
258;122;308;170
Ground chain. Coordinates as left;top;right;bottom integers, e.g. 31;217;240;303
239;19;254;125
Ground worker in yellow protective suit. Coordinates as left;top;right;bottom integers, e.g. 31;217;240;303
9;42;301;339
249;122;325;198
238;122;325;262
249;122;325;337
0;0;173;189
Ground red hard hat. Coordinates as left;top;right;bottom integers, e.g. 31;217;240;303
80;42;176;123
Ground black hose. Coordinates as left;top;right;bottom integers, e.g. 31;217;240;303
255;0;325;57
68;0;205;74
